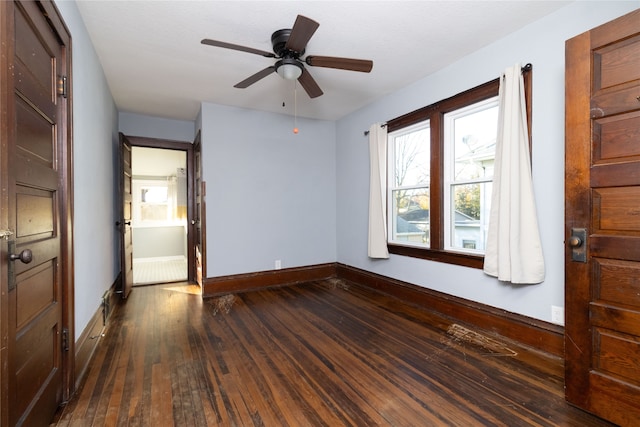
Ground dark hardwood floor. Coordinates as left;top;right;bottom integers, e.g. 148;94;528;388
52;279;614;426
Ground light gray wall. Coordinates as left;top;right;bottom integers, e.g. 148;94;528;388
119;112;196;142
200;103;337;276
335;1;639;324
133;226;187;259
56;0;638;340
55;0;119;340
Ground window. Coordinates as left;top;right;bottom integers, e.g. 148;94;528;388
444;97;498;254
388;122;431;247
386;72;531;268
140;185;169;221
132;176;185;225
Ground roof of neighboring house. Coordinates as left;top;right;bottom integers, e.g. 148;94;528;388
396;217;422;233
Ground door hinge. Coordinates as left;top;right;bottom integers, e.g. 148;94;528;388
57;75;68;98
62;328;70;352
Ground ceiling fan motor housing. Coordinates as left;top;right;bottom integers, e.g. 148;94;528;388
271;29;304;58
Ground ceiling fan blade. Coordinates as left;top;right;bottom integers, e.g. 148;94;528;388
201;39;275;58
305;56;373;73
298;68;323;98
285;15;319;53
234;66;276;88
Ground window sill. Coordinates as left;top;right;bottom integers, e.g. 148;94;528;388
387;244;484;269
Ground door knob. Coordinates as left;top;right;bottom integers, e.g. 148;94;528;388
9;248;33;264
569;228;587;263
568;236;582;247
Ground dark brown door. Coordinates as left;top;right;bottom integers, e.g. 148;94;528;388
194;132;206;287
2;1;72;425
119;133;134;298
565;9;640;426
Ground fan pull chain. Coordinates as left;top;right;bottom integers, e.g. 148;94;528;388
293;81;299;134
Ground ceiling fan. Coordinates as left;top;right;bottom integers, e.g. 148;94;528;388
201;15;373;98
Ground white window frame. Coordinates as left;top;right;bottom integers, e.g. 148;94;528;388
443;96;499;255
387;121;431;248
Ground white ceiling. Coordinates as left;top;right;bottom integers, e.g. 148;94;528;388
75;1;571;122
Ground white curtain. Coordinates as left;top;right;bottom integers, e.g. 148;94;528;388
483;64;545;283
368;123;390;258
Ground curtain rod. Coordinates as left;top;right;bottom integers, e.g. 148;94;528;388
363;63;533;137
363;123;386;137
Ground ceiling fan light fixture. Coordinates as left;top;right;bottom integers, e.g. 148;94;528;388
276;58;303;80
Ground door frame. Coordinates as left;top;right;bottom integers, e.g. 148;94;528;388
123;136;196;284
0;0;74;423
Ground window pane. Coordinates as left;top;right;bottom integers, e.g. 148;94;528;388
450;182;492;252
392;126;430;187
452;103;498;181
392;188;429;246
141;186;168;203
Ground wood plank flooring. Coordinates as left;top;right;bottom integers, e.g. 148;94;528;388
52;280;615;426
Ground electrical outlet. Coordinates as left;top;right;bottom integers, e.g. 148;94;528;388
275;260;281;270
551;305;564;325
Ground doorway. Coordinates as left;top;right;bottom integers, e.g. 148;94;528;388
131;146;188;285
118;135;197;295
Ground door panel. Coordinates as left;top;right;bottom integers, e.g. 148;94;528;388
565;8;640;427
16;97;55;165
119;133;134;298
194;132;206;287
16;260;56;327
593;35;640;91
7;1;66;425
593;111;640;162
593;258;640;306
593;187;640;231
